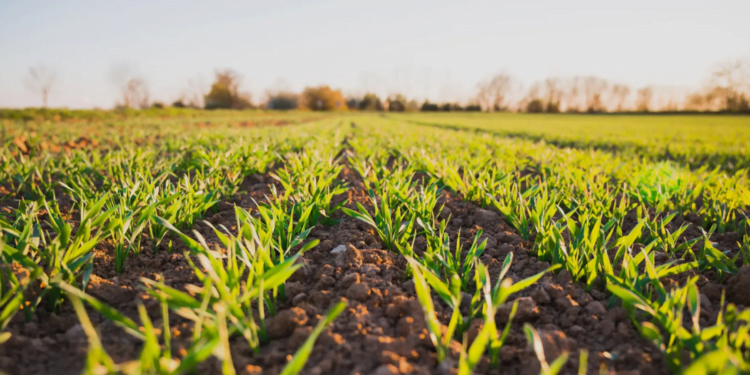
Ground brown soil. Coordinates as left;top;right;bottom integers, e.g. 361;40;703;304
1;167;738;375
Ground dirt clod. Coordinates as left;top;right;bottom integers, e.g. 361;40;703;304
335;244;363;269
727;266;750;305
372;364;400;375
498;296;537;323
266;307;308;339
585;301;606;317
346;282;371;302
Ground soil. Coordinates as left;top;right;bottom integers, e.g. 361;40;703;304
0;166;745;375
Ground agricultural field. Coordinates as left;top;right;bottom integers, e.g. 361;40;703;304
0;111;749;375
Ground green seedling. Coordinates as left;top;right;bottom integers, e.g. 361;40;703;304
342;189;416;252
524;324;569;375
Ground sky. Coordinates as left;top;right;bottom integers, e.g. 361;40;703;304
0;0;749;108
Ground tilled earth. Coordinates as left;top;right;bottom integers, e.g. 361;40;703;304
1;169;748;375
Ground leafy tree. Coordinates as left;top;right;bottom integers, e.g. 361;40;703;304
267;92;298;110
387;94;407;112
204;69;253;109
358;93;384;111
527;99;545;113
421;101;439;111
299;86;347;111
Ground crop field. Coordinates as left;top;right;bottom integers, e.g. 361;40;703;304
1;111;749;375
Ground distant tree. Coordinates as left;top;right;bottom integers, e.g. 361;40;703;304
24;65;57;108
183;76;207;108
387;94;407;112
421;101;439;111
358;93;384;111
583;76;608;113
544;78;562;113
439;102;463;111
406;99;421;112
110;64;150;109
680;60;750;112
112;78;150;109
708;59;750;112
267;91;298;110
299;86;347;111
636;86;653;112
662;99;681;112
608;84;630;112
346;97;359;110
545;101;560;113
526;99;545;113
476;73;513;111
204;69;253;109
563;77;583;112
520;82;542;113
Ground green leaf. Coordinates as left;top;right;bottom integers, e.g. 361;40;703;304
547;352;569;375
298;239;319;254
639;322;663;345
606;284;655;316
140;278;202;309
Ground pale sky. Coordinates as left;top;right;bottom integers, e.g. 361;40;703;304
1;0;748;108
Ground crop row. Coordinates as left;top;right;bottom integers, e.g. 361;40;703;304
388;113;750;173
1;119;348;374
346;117;749;373
1;114;749;374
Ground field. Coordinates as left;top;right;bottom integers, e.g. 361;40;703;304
1;111;749;375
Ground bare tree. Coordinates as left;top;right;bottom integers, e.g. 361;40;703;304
125;78;150;109
522;82;544;113
110;64;150;109
476;73;513;112
181;75;208;108
708;59;750;111
476;82;493;112
563;76;583;112
24;65;57;108
610;84;631;112
636;86;653;112
544;78;562;112
679;59;750;112
684;92;710;111
583;76;609;112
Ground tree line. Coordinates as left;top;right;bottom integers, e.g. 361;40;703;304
474;59;750;113
22;58;750;113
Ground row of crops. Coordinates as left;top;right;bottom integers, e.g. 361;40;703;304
0;113;748;374
390;113;750;173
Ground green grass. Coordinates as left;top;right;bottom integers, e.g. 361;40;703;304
388;112;750;171
1;111;749;374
